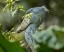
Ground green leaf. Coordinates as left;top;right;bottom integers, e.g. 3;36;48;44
18;5;24;9
0;25;25;52
20;9;25;12
33;25;64;51
17;5;25;12
0;46;5;52
36;43;54;52
8;3;13;12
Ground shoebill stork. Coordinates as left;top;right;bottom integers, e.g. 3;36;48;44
17;6;49;52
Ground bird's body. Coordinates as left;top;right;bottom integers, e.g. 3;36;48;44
25;24;38;52
17;6;49;52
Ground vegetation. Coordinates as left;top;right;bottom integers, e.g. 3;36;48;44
0;0;64;52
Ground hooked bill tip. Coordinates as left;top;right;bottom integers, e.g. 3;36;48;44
41;6;49;12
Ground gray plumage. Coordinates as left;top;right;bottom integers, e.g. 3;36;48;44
26;6;49;25
17;6;49;52
25;24;38;51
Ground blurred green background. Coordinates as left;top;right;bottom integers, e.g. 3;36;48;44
0;0;64;52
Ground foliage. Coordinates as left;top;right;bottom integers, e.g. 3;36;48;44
0;0;64;52
0;24;25;52
3;0;25;18
1;24;64;52
3;0;18;12
33;25;64;52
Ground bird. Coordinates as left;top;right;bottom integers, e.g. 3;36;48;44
16;6;49;52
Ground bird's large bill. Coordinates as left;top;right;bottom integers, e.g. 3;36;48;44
17;17;30;32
